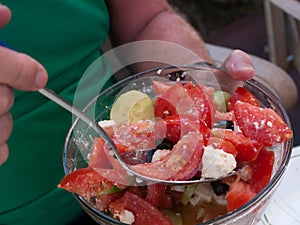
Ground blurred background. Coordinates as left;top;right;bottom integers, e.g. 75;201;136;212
170;0;300;146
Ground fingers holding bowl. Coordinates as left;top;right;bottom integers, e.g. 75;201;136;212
223;49;255;81
0;113;12;165
0;4;11;28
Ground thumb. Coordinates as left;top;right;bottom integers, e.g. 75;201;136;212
223;50;255;81
0;47;48;90
0;4;11;28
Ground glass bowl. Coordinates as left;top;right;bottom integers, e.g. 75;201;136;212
62;64;293;225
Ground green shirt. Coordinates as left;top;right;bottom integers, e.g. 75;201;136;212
0;1;110;224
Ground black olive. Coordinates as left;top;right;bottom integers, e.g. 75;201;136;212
225;120;234;130
214;120;234;130
89;196;97;204
210;181;229;196
156;138;175;150
167;71;187;81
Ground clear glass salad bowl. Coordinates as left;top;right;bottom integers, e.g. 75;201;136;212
62;64;293;225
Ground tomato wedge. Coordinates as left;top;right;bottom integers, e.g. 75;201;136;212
183;82;216;128
109;191;172;225
58;167;117;199
206;136;238;157
131;132;204;181
154;83;187;118
249;147;275;193
112;120;157;153
234;101;293;146
89;138;133;188
155;114;210;144
226;180;256;212
212;128;259;162
153;80;173;96
146;183;172;208
154;82;215;128
227;87;260;111
89;138;113;169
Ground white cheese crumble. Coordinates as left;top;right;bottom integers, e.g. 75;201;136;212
151;149;170;162
113;210;135;224
170;185;186;192
201;146;236;178
98;120;116;135
189;183;214;206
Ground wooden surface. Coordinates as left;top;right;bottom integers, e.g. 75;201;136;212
264;0;300;72
270;0;300;21
264;0;288;70
207;43;298;110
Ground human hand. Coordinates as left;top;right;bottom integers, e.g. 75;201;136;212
222;49;255;81
0;4;48;165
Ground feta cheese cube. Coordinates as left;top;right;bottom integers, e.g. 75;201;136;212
201;146;236;178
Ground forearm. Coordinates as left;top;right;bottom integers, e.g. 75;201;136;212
105;0;213;69
134;9;213;64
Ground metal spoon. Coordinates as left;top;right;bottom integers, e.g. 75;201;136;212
0;41;238;185
39;86;238;186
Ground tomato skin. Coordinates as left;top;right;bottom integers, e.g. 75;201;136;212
95;192;124;211
227;87;260;111
226;180;256;212
109;191;172;225
154;82;215;128
212;128;259;162
131;132;204;181
153;80;173;96
58;167;114;199
89;138;113;169
249;147;275;193
145;183;172;208
155;114;210;144
112;120;157;152
206;136;238;157
234;101;293;146
183;82;216;128
154;83;186;118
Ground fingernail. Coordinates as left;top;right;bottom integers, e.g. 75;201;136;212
232;61;254;71
232;62;255;80
35;69;47;88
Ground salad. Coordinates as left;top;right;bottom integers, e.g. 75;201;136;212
59;79;292;225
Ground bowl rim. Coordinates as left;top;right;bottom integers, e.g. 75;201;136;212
62;64;294;224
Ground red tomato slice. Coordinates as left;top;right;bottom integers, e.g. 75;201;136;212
58;167;115;199
249;147;275;193
212;128;259;162
183;82;216;128
234;101;293;146
95;192;124;211
109;191;172;225
89;138;113;169
155;114;210;144
154;82;215;129
226;180;256;212
153;80;173;96
131;132;204;181
206;137;238;157
92;141;134;187
112;120;157;152
146;183;173;209
227;87;260;111
154;83;186;118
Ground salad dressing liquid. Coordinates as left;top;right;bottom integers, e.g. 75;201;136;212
172;198;227;225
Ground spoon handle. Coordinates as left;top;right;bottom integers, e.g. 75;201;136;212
38;88;112;146
38;88;90;125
